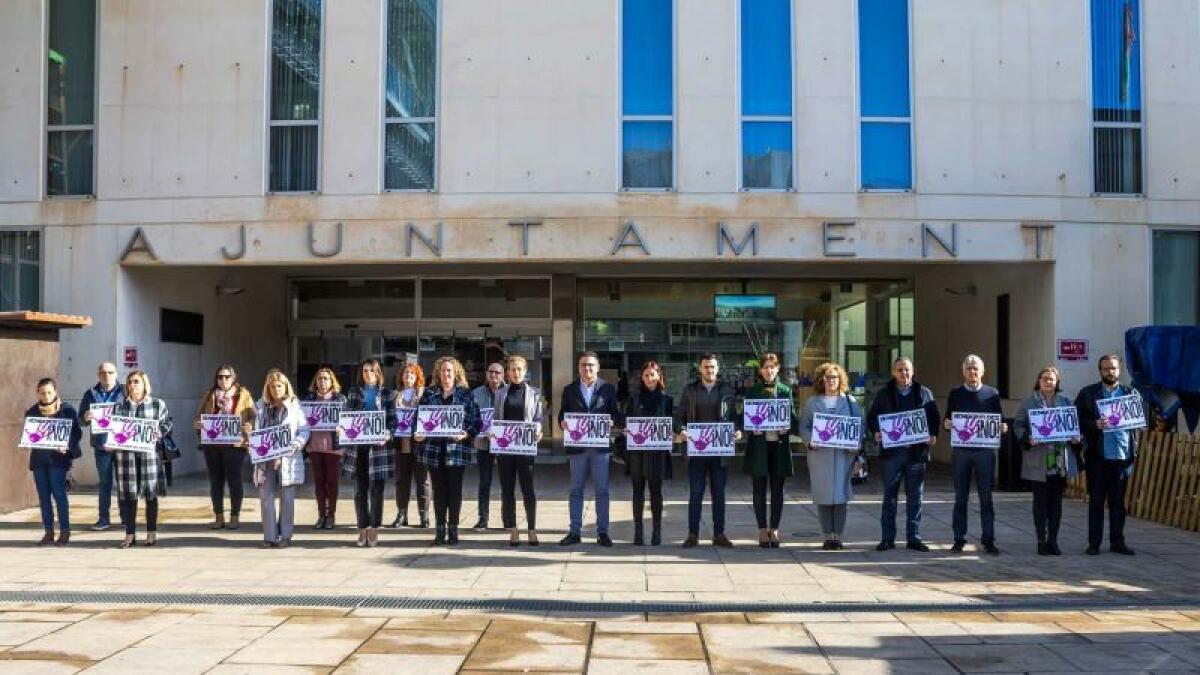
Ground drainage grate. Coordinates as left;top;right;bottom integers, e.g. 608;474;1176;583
0;590;1195;615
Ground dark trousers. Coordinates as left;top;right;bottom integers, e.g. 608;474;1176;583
1031;476;1066;544
498;456;536;529
94;448;115;526
395;452;430;521
1087;458;1132;548
353;449;384;528
431;465;466;528
203;447;245;516
32;465;69;532
119;497;158;535
310;452;340;517
951;447;996;544
687;457;727;536
752;476;786;530
632;477;663;528
880;448;927;544
476;447;494;521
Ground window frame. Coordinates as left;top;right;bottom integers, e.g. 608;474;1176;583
736;0;796;193
380;0;440;193
617;0;677;192
44;0;99;200
264;0;326;195
0;229;44;312
1088;0;1146;198
854;0;915;193
1150;228;1200;325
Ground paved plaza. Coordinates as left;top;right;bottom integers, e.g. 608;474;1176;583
0;463;1197;673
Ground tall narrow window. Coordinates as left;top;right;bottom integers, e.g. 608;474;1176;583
384;0;437;191
46;0;96;197
740;0;792;190
269;0;322;193
1153;231;1200;325
1091;0;1142;194
621;0;673;190
0;232;41;311
858;0;912;191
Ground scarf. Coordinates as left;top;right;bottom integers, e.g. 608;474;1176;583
37;398;61;416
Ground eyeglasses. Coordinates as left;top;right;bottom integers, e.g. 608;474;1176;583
100;371;116;375
217;374;233;379
487;370;504;375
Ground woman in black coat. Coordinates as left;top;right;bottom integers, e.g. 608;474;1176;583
619;361;678;546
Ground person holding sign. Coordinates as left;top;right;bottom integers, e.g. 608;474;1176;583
742;354;797;549
1075;354;1144;556
619;361;677;547
303;368;346;530
191;365;255;531
252;370;311;548
1014;366;1082;556
391;363;430;529
490;355;545;546
943;355;1006;555
111;371;173;548
415;356;482;546
341;359;397;548
798;363;864;551
557;352;621;547
679;353;742;549
23;378;83;546
78;362;124;531
867;357;940;552
469;363;505;531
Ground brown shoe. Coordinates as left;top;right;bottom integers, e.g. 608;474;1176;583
681;534;699;548
208;513;225;530
712;533;734;548
227;516;240;530
38;531;54;546
55;531;70;546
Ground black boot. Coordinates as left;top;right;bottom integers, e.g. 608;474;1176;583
392;512;407;528
433;527;445;545
651;521;662;546
447;526;459;545
633;522;645;546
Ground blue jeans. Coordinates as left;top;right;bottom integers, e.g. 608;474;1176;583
568;449;610;535
94;448;115;526
687;457;728;536
476;446;494;521
952;448;996;545
32;465;69;532
880;447;927;544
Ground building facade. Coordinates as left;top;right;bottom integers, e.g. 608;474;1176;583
1;0;1198;482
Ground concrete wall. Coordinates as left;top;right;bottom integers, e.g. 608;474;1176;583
0;0;43;202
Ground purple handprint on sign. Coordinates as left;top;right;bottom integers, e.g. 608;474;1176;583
954;417;978;443
815;419;835;443
883;420;904;443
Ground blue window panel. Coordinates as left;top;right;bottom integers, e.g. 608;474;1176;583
741;0;792;117
385;122;435;190
861;122;911;190
270;0;322;122
623;121;673;189
858;0;910;118
622;0;673;116
385;0;437;119
742;121;792;189
1091;0;1141;122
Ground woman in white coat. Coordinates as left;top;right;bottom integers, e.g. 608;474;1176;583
253;369;310;548
798;362;864;550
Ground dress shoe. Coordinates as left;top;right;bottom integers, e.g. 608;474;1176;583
447;527;459;545
650;524;662;546
559;532;581;546
314;515;326;530
227;516;240;530
712;533;734;548
597;533;613;547
682;534;699;548
1037;542;1050;556
90;521;110;531
55;531;69;546
822;540;834;550
832;540;844;550
633;525;644;546
433;528;446;546
471;518;488;530
950;541;966;552
906;540;930;552
1110;543;1136;555
324;515;336;530
391;513;406;528
875;541;895;551
1047;542;1062;556
209;513;225;530
1085;545;1100;555
982;542;1000;555
417;517;430;529
38;531;54;546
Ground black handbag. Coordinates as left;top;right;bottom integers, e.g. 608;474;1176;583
850;451;870;485
158;432;181;461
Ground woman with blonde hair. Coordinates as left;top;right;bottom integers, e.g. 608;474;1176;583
253;369;310;548
391;363;430;529
414;356;482;545
342;358;397;547
798;362;864;550
305;367;346;529
112;370;173;548
192;364;255;530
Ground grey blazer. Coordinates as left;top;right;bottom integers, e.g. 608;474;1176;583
493;384;546;426
1013;392;1080;482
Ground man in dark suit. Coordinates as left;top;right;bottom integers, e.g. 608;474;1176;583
558;352;621;546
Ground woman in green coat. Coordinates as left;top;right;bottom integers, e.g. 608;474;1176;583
742;353;797;548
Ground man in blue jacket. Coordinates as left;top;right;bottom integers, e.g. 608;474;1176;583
558;352;621;546
78;362;125;531
867;357;941;552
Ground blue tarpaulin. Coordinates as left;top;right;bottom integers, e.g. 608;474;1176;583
1125;326;1200;431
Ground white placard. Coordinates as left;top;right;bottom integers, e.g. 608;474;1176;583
247;424;294;463
336;410;390;445
416;405;466;438
562;413;613;448
105;415;158;453
686;422;736;457
949;412;1003;449
489;420;539;456
1097;393;1147;433
300;401;342;432
19;417;73;451
393;408;417;438
1027;406;1081;444
810;413;862;450
625;416;674;451
88;402;117;435
479;408;494;435
200;414;243;445
877;409;931;449
743;398;792;433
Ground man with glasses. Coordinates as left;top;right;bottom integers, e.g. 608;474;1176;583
79;362;125;530
558;352;621;546
471;362;506;530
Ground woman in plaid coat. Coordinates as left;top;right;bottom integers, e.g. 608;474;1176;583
111;370;173;548
341;358;397;548
414;356;482;546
